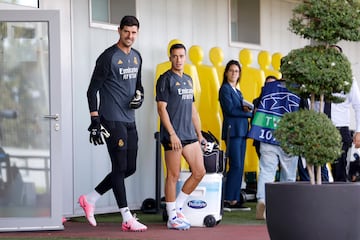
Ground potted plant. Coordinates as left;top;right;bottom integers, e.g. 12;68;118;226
276;44;351;185
265;1;360;240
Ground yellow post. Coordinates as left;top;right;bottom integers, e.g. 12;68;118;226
238;48;265;176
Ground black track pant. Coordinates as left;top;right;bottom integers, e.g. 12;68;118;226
95;119;138;208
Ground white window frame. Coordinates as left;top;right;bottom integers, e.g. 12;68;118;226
89;0;137;31
228;0;262;50
0;0;38;8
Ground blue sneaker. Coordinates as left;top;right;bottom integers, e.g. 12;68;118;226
167;217;190;230
177;211;190;226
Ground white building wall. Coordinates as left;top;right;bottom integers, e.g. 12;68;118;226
71;0;124;215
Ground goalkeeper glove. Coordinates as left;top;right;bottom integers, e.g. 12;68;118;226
129;90;144;109
88;116;110;145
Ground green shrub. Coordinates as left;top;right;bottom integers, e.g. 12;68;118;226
274;110;342;167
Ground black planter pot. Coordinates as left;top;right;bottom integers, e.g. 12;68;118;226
265;182;360;240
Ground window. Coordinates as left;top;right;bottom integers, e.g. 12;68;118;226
90;0;136;30
229;0;260;46
0;0;38;7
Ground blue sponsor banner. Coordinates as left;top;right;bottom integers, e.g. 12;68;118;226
248;81;301;145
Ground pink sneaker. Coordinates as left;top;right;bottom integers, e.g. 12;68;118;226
122;215;147;232
78;195;97;226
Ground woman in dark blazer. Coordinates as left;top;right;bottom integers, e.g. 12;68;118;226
219;60;253;209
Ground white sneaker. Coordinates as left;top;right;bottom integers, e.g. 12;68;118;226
167;216;190;230
177;211;190;226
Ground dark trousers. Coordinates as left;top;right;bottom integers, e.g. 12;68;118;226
297;157;329;182
332;127;352;182
95;119;138;208
224;136;247;202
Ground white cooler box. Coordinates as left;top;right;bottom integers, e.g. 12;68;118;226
176;172;223;227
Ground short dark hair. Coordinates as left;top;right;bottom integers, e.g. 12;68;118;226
169;43;186;55
119;15;139;29
266;75;278;82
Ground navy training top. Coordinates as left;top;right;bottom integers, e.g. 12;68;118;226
156;70;197;142
87;44;143;122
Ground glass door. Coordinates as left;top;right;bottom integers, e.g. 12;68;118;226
0;10;62;231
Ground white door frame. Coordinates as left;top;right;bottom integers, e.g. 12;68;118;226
0;9;63;231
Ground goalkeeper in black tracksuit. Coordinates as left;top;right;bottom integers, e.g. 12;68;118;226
78;16;147;232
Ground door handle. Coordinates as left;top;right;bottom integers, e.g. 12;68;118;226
43;114;59;121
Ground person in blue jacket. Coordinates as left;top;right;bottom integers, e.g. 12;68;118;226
219;60;253;210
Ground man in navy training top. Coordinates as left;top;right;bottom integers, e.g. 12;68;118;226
78;15;147;232
156;43;206;230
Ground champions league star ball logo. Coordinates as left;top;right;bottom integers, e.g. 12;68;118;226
248;81;301;145
259;92;300;116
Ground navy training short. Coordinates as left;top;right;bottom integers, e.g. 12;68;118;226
161;139;198;151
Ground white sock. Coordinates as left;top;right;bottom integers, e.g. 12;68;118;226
166;202;177;221
86;190;101;205
120;207;133;223
176;191;189;212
